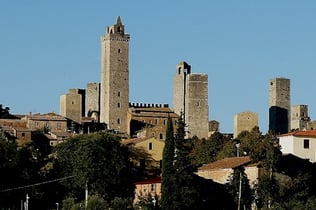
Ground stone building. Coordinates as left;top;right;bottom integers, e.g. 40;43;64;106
269;77;291;134
100;16;130;133
85;82;100;121
127;103;178;140
233;111;258;138
197;156;260;187
173;61;209;139
60;88;85;123
291;105;310;131
25;112;68;133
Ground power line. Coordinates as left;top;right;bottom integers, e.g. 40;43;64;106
0;175;75;193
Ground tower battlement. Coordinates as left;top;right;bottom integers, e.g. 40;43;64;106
129;102;169;108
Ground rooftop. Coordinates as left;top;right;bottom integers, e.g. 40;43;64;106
198;156;252;171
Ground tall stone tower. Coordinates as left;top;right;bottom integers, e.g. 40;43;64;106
100;16;130;132
291;105;310;131
269;77;290;134
173;61;209;139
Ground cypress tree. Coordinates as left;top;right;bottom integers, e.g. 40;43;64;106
173;114;200;210
161;116;175;210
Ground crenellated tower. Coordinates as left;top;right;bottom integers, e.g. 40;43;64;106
100;16;130;132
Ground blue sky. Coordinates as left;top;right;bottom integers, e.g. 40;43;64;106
1;1;316;133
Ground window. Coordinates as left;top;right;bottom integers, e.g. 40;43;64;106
35;122;39;127
117;118;120;124
118;102;121;108
118;91;121;97
149;142;153;150
159;133;163;139
57;122;61;129
21;132;25;138
155;119;158;125
163;120;166;125
304;139;309;149
118;49;121;53
151;184;156;192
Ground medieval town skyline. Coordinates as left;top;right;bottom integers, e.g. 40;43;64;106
2;1;316;133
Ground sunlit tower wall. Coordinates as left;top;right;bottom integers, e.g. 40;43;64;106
173;61;209;139
291;105;310;131
100;16;130;133
269;77;290;134
173;61;191;117
234;111;258;138
60;89;85;123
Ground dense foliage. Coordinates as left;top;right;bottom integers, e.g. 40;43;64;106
54;132;135;204
161;115;200;210
2;116;316;210
161;117;175;210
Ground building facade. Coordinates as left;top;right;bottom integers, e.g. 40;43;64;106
173;61;209;139
234;111;258;138
127;103;178;140
100;16;130;133
269;78;291;134
279;130;316;163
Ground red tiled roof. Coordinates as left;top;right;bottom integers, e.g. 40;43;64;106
134;176;161;185
26;112;66;121
198;156;251;171
278;130;316;138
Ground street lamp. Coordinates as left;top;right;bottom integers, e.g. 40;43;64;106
235;143;240;157
56;202;59;210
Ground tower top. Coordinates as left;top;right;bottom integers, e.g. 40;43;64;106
176;61;191;75
106;16;126;36
116;16;122;25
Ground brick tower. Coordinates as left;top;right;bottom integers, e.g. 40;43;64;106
269;77;290;134
100;16;130;133
173;61;209;139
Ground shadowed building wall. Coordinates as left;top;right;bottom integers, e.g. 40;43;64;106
85;82;100;121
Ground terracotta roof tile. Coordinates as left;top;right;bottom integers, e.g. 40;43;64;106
198;156;251;171
278;130;316;138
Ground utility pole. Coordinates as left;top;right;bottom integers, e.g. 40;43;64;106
85;182;88;209
25;194;30;210
236;143;242;210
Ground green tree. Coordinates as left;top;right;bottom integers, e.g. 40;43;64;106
172;114;200;210
55;132;134;203
161;116;175;210
255;174;280;209
227;167;254;210
190;132;233;165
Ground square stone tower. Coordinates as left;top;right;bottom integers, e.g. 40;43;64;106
291;105;310;131
234;111;258;138
269;77;290;134
173;61;209;139
60;88;85;123
100;16;130;133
